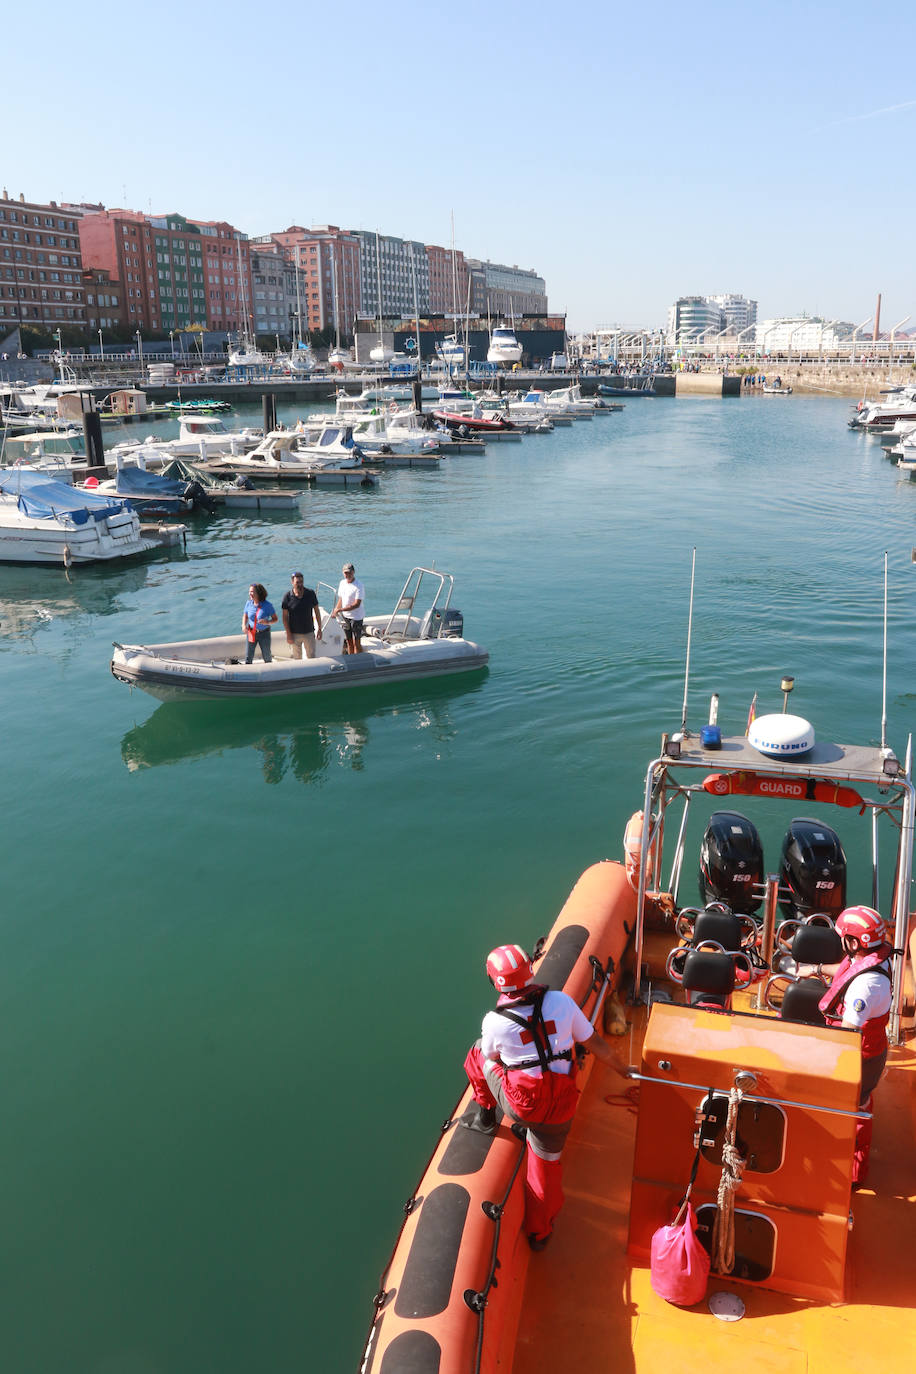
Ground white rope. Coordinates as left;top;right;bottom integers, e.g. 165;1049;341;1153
712;1086;745;1274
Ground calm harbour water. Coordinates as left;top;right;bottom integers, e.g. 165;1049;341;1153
1;394;914;1372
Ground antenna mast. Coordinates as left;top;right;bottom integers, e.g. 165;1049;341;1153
881;550;888;750
681;547;697;735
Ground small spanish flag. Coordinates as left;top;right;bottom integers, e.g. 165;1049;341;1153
745;692;758;736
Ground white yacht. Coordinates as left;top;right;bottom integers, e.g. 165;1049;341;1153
109;417;261;468
0;468;157;564
436;334;467;371
487;326;523;366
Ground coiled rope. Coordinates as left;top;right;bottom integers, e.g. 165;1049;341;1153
712;1085;745;1274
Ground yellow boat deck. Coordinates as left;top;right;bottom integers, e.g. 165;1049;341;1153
511;991;916;1374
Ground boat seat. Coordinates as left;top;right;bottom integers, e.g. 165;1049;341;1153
675;902;758;953
779;978;829;1026
682;948;737;1009
773;915;843;973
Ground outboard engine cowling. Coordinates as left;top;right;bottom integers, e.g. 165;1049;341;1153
439;608;464;638
778;817;846;919
699;811;764;914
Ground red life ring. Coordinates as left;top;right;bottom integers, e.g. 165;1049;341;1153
702;772;865;811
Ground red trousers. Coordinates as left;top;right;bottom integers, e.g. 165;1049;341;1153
464;1044;578;1239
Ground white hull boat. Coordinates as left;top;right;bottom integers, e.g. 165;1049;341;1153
486;326;523;366
0;469;158;565
111;568;488;699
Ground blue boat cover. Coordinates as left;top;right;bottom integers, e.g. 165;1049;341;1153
113;468;187;497
0;469;125;524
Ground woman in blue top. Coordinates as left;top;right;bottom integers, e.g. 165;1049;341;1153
242;582;278;664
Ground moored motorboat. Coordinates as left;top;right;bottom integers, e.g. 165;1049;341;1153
110;567;488;699
0;468;162;564
361;585;916;1373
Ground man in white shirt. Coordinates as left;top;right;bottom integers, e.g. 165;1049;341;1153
331;562;365;654
464;942;614;1249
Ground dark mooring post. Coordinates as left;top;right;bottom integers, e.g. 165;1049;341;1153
81;394;105;471
263;393;277;432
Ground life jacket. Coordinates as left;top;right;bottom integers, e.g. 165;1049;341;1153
492;985;575;1074
818;947;893;1058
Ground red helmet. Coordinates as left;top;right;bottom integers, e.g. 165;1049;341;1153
835;906;887;951
486;944;534;992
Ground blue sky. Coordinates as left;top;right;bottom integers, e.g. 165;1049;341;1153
5;0;914;332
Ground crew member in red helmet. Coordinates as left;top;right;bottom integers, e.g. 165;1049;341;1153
818;905;895;1186
463;943;614;1249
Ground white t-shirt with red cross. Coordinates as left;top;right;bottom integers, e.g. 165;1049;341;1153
481;989;593;1076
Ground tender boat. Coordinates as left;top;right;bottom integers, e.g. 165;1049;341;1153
110;568;488;699
431;403;515;433
361;598;916;1373
0;468;160;564
762;384;793;395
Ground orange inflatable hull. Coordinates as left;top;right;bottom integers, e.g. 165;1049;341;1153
361;861;637;1374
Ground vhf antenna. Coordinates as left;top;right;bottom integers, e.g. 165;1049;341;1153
680;547;697;736
881;550;888;751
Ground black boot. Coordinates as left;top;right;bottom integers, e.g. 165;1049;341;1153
461;1104;496;1134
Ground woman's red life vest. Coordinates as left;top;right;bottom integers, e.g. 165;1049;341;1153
818;948;893;1058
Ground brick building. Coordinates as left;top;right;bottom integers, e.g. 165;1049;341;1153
426;244;468;316
77;206;252;336
263;226;361;339
0;190;87;334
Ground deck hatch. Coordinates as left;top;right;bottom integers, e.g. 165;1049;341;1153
695;1204;776;1282
699;1093;786;1173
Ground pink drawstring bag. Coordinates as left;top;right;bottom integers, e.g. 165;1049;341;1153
650;1198;710;1306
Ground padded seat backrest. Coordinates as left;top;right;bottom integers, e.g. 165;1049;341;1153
693;908;743;951
683;948;736;997
791;924;843;967
780;979;828;1026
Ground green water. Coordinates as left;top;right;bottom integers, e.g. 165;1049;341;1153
1;397;914;1372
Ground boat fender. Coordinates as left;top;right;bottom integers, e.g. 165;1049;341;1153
624;810;656;892
702;772;866;812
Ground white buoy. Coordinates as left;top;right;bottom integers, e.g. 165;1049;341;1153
748;713;815;758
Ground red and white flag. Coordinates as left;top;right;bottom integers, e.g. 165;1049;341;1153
745;692;758;735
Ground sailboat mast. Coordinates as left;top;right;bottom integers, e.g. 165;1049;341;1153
295;244;303;350
409;244;421;370
375;230;384;358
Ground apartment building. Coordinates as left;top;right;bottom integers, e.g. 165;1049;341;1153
426;244;469;316
352;231;430;320
249;247;300;340
78;207;252;335
82;267;124;331
465;259;547;317
708;293;757;334
0;190;86;333
263;226;361;337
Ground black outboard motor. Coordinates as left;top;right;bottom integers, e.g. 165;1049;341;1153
699;811;764;915
439;608;464;638
778;818;846;919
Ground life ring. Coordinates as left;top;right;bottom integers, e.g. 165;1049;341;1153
702;772;865;811
623;810;656;892
389;401;399;413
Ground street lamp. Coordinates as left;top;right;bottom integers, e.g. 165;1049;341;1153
169;330;175;359
54;328;64;383
135;329;143;374
98;329;104;363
